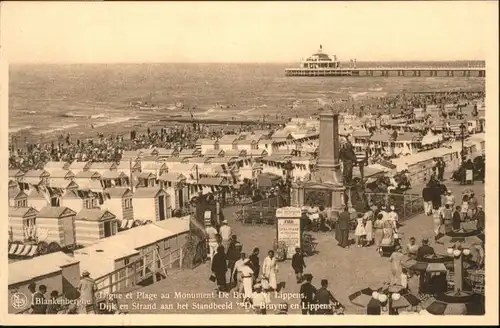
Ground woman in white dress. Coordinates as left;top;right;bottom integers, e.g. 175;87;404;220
262;250;278;291
354;213;366;247
363;208;374;247
240;259;254;303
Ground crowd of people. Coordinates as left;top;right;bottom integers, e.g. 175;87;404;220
8;121;263;171
206;220;344;315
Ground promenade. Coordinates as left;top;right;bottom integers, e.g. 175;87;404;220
117;178;484;314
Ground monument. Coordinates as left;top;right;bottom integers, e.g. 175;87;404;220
290;107;347;215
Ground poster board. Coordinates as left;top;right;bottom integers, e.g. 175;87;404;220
276;207;302;259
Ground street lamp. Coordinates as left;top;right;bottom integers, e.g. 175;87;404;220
446;242;470;292
459;123;466;163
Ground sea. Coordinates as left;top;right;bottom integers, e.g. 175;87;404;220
9;62;485;140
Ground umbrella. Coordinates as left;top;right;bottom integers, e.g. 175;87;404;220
403;254;473;272
438;228;484;248
349;287;380;307
425;291;476;315
391;291;421;309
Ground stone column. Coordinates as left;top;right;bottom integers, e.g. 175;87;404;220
316;109;345;213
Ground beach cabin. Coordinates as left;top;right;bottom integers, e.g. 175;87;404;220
153;147;179;159
247;149;269;159
218;135;239;152
26;189;51;210
101;187;134;224
236;139;259;153
48;169;75;181
204;149;225;158
69;161;92;174
225;149;247;159
36;206;77;249
8;206;38;243
75;220;190;295
178;148;200;158
89;162;118;176
44;161;71;174
9;169;25;183
141;162;168;176
73;243;140;295
9;184;27;206
132;187;171;222
23;169;50;187
196;138;218;155
120;150;141;163
100;170;128;188
116;159;141;177
8;252;80;314
138;155;160;169
195;177;231;196
271;130;294;143
157;173;188;210
133;172;157;188
74;209;118;247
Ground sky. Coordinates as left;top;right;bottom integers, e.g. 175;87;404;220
0;1;497;63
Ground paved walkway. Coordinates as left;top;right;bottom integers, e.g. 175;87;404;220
118;179;484;314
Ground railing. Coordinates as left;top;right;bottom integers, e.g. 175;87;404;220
365;192;424;221
237;196;284;225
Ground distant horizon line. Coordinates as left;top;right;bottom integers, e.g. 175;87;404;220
9;59;486;65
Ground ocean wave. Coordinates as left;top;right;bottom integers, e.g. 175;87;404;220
40;124;79;135
9;125;33;133
92;116;138;128
61;112;87;118
368;87;383;92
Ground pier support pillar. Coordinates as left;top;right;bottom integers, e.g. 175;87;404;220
451;71;454;77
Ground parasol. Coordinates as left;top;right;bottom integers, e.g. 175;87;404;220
349;287;380;307
437;228;484;248
390;291;421;309
425;291;477;315
402;254;473;272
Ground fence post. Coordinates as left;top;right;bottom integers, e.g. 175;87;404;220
403;195;406;218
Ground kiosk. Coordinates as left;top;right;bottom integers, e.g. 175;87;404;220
276;207;302;260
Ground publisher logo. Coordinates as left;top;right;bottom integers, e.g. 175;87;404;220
11;292;28;309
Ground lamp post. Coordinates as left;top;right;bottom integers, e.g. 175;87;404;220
459;123;466;163
446;242;471;292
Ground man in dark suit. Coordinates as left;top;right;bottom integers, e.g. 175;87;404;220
416;238;435;261
314;279;341;315
337;207;351;249
291;248;306;283
300;274;316;315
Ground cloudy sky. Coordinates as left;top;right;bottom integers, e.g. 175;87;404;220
1;1;496;63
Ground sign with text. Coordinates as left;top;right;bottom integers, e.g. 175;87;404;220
276;207;302;259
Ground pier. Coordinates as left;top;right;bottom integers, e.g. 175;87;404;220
285;66;486;77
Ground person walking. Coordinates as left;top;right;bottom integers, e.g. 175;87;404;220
431;206;442;242
422;184;433;216
291;248;306;283
226;235;242;286
354;213;366;247
452;206;462;230
32;285;48;314
248;248;261;280
441;204;454;234
211;246;228;292
300;274;317;315
232;253;247;296
77;270;98;314
240;259;254;305
262;250;278;291
338;207;351;249
363;208;374;247
373;213;385;253
206;224;219;263
389;246;404;285
314;279;340;315
475;205;485;232
219;220;232;251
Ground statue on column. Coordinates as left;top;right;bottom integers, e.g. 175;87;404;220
339;136;358;186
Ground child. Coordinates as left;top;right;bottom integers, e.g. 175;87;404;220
461;195;469;221
354;213;366;248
